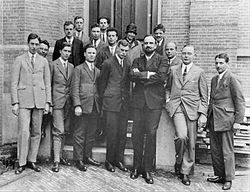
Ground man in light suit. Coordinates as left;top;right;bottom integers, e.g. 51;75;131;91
53;21;84;67
11;33;51;174
166;45;208;186
165;42;182;67
130;35;169;184
206;53;245;190
71;44;101;171
74;16;89;44
50;42;74;172
99;40;131;173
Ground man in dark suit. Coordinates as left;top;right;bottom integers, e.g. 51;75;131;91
206;53;245;190
50;42;74;172
73;16;89;44
11;33;51;174
130;35;169;184
95;27;118;70
83;23;106;54
153;24;167;56
71;45;101;171
165;41;182;67
98;16;110;44
99;40;131;173
166;45;208;186
53;21;84;67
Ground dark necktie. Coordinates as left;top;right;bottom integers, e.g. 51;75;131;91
183;66;187;81
63;62;68;77
31;54;34;68
102;33;105;42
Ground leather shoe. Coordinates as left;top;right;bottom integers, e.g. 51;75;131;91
26;162;41;172
222;181;232;190
85;157;101;166
105;161;115;172
15;165;25;174
174;163;181;177
115;162;128;172
182;174;191;186
60;157;71;166
142;172;154;184
207;176;225;184
75;160;87;171
52;162;59;172
130;169;140;179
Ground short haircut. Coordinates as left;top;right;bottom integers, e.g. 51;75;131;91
166;41;177;50
153;24;166;33
106;27;118;36
98;16;110;24
215;53;229;63
143;34;157;43
90;23;101;30
182;44;195;51
74;16;84;23
40;39;50;49
84;44;96;53
64;21;74;29
117;39;129;47
60;42;71;51
27;33;40;43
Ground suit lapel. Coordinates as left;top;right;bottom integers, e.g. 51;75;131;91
146;53;157;69
83;62;94;81
176;64;183;84
182;64;195;85
114;57;123;76
57;59;67;79
24;53;33;72
67;64;73;80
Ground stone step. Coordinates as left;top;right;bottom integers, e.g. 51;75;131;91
63;145;134;166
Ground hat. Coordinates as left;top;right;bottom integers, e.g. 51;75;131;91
125;23;137;35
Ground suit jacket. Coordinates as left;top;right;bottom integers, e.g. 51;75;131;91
95;45;116;70
166;64;208;120
124;38;143;64
83;38;106;54
73;30;89;44
52;37;84;67
99;56;131;112
208;70;245;131
130;53;169;110
11;52;51;108
50;58;74;109
155;38;167;56
169;56;182;67
71;62;101;114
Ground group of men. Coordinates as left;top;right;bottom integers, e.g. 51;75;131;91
11;15;245;190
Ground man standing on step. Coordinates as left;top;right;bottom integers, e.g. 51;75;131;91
11;33;51;174
50;42;74;172
99;40;131;173
71;44;101;171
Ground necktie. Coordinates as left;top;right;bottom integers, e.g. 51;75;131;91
63;62;68;77
31;54;34;68
216;75;221;89
91;63;94;71
183;66;187;81
120;60;123;68
102;33;105;42
93;40;96;48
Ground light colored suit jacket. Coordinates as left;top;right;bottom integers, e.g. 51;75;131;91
11;52;51;108
208;70;245;131
50;58;74;109
166;64;208;120
71;62;101;114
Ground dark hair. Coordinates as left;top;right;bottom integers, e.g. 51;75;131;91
153;24;166;33
64;21;74;29
106;27;118;36
60;42;71;51
143;34;157;43
40;39;50;49
98;16;110;24
215;53;229;63
84;44;96;52
27;33;40;43
117;39;129;47
74;16;84;23
90;23;100;30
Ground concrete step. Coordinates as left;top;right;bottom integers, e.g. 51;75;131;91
63;145;134;166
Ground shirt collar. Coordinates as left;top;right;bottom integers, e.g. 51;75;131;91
218;69;227;80
66;36;74;44
145;52;155;61
169;56;176;64
86;61;94;70
182;62;193;74
158;38;164;46
28;52;37;62
59;57;68;66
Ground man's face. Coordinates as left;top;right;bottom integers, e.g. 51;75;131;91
91;27;101;40
165;42;177;59
99;18;109;31
60;46;71;61
143;36;157;54
38;43;49;57
107;31;118;45
154;29;164;43
64;24;74;38
117;44;129;60
181;46;195;65
215;58;228;74
75;18;84;32
28;38;40;54
126;32;136;42
84;47;96;62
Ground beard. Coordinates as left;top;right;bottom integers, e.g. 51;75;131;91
144;48;155;55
